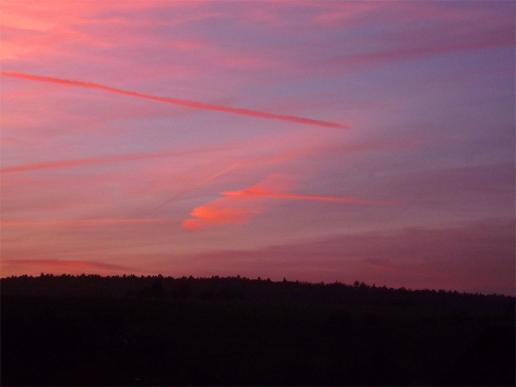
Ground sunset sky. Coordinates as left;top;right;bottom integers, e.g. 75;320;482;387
0;0;514;295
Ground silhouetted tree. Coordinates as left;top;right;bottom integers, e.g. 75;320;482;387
1;275;514;386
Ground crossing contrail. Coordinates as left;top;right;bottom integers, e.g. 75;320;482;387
0;146;228;174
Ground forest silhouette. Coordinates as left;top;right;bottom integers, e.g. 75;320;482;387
1;274;514;386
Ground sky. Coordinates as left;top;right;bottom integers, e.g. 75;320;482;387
0;0;514;295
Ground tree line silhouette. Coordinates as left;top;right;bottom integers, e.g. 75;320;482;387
2;274;514;386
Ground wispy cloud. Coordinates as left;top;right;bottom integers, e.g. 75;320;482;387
332;34;514;70
183;174;396;231
1;71;349;129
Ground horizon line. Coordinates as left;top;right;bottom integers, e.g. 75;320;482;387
1;272;512;298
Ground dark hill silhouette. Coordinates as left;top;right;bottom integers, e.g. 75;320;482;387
1;274;514;386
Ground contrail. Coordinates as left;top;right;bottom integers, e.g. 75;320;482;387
1;71;349;129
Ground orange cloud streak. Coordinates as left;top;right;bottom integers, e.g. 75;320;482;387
183;175;397;231
1;71;349;129
182;204;258;231
224;188;397;206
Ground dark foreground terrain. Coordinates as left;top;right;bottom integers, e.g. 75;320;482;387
1;275;514;386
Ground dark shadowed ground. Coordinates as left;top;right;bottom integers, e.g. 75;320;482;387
1;275;514;386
